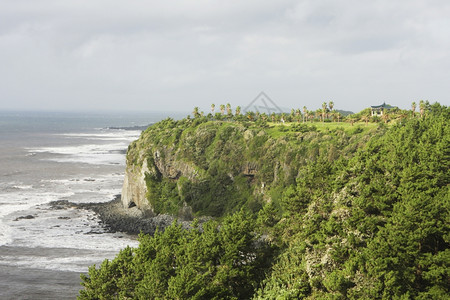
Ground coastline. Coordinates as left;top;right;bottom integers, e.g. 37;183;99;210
49;196;192;237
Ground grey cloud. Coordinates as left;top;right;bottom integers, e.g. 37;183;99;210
0;0;449;112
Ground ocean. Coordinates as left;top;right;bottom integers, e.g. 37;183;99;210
0;111;184;299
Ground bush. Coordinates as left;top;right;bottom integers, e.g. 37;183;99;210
79;211;274;299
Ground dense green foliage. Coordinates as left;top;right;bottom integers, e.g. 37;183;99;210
256;103;449;299
79;210;273;299
80;103;449;299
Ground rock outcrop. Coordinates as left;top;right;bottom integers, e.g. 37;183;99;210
121;145;198;212
121;157;153;213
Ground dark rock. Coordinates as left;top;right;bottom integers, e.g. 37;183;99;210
14;215;35;221
54;195;199;237
48;200;77;210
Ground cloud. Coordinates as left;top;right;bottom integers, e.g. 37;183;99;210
0;0;449;112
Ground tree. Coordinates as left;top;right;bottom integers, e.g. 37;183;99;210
235;106;241;116
361;114;369;126
303;106;307;123
330;110;336;122
80;211;273;299
308;111;314;122
336;111;342;123
260;113;267;122
328;101;334;112
192;107;200;118
419;100;425;118
315;109;321;122
226;103;232;116
79;246;135;299
397;110;408;124
220;104;225;115
381;110;390;124
322;102;327;121
411;101;416;117
348;115;356;126
271;112;276;122
290;108;295;122
211;103;215;114
295;109;301;122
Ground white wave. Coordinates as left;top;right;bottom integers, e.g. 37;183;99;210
28;142;130;165
0;191;75;217
38;173;124;204
6;200;138;248
0;190;75;247
29;142;128;155
10;185;33;190
26;128;141;166
57;130;141;141
0;248;133;272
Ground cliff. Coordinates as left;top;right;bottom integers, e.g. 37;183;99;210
121;117;379;218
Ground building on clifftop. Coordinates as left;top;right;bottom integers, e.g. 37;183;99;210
371;102;397;116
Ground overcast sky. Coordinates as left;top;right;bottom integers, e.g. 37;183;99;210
1;0;449;113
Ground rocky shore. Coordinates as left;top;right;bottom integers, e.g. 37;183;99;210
49;196;192;236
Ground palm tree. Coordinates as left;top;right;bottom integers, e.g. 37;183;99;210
361;115;369;126
348;115;356;126
220;104;225;115
322;102;327;121
295;109;301;122
328;101;334;112
381;110;389;124
192;107;200;118
235;106;241;116
330;110;336;122
211;104;215;114
271;112;276;122
411;101;416;117
419;100;425;118
261;113;267;121
302;106;307;123
226;103;232;116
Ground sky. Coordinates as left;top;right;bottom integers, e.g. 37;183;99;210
0;0;449;113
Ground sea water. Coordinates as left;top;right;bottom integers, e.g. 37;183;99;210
0;111;184;299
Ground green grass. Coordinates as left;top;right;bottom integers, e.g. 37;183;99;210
310;121;377;130
265;121;380;138
268;121;377;129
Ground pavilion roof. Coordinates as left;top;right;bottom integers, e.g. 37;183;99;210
371;102;396;109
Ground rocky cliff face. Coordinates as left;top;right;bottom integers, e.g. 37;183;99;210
121;144;199;213
121;157;152;213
